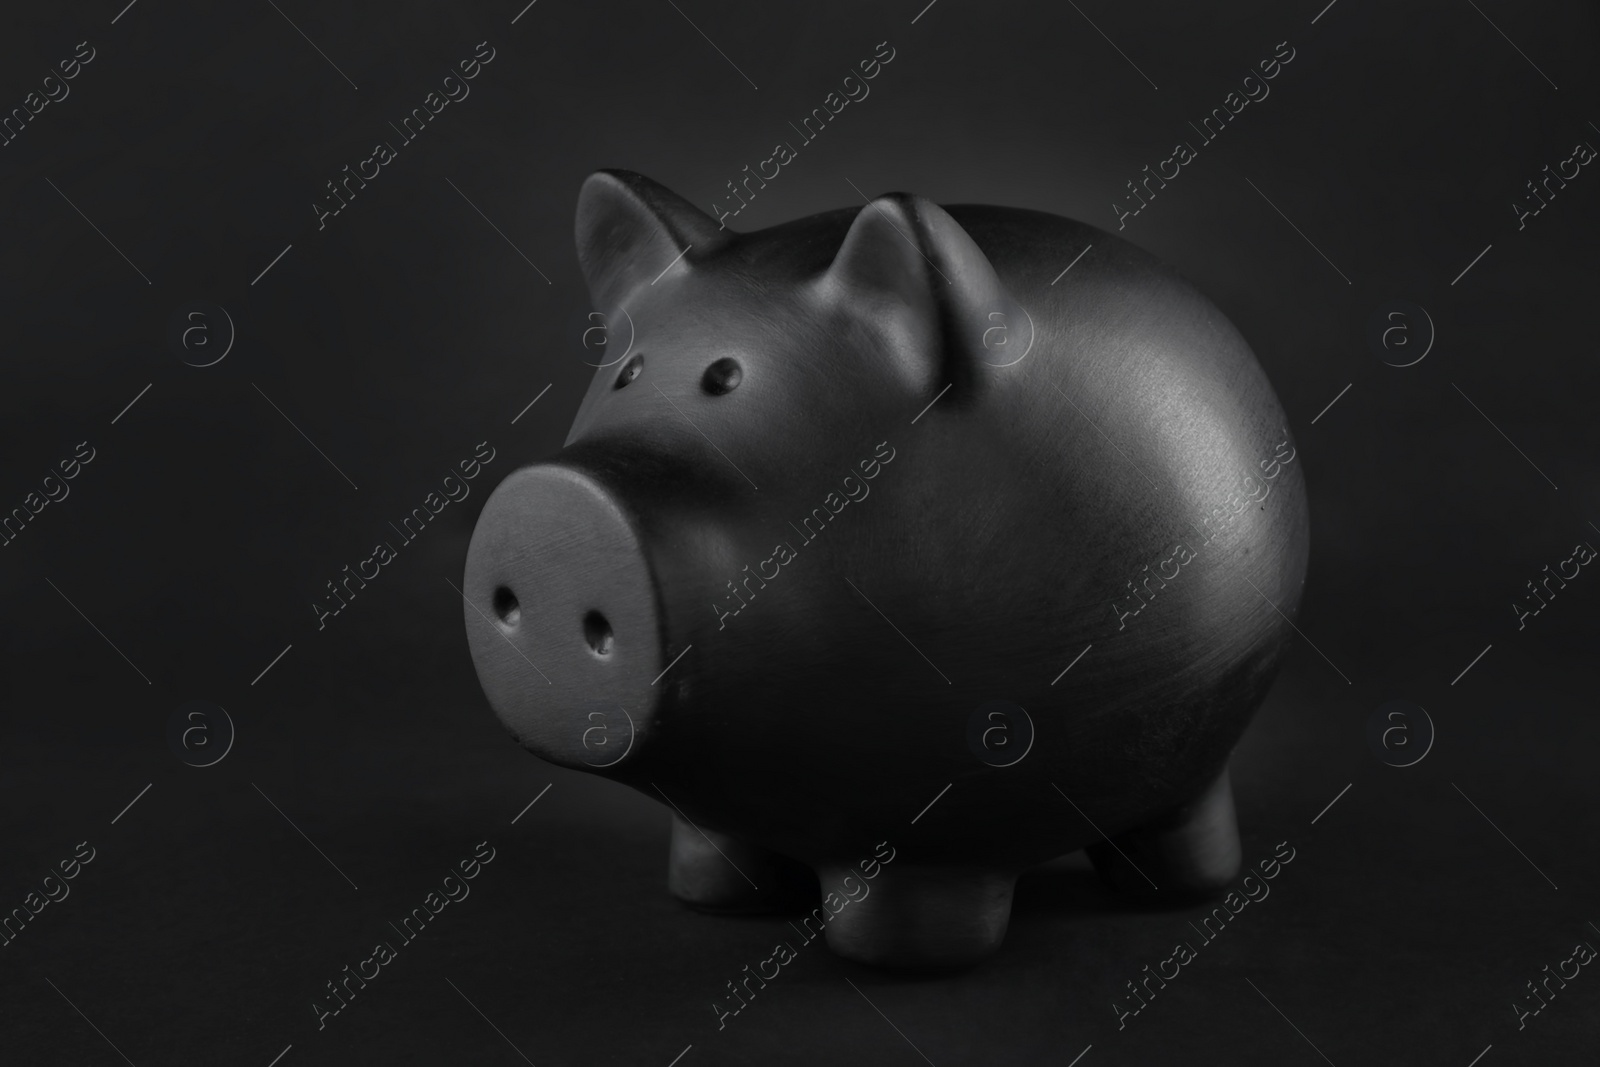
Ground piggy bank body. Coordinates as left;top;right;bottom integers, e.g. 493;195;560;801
463;170;1310;967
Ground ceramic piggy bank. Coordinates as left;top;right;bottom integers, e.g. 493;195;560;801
462;170;1310;968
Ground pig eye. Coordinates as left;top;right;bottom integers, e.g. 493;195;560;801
615;354;644;389
701;357;742;395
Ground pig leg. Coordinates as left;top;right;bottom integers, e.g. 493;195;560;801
1085;766;1242;899
667;814;813;913
815;863;1017;969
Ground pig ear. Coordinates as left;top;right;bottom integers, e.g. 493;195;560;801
821;194;1033;378
576;170;730;309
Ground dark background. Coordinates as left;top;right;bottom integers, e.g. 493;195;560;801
2;1;1598;1064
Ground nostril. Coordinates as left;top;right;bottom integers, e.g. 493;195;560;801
583;610;614;656
493;586;520;626
615;353;644;389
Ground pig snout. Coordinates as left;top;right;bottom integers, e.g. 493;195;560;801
462;462;663;772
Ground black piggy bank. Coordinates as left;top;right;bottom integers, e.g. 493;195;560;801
462;170;1310;968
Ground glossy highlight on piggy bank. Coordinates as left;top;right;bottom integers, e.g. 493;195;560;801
462;169;1310;968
